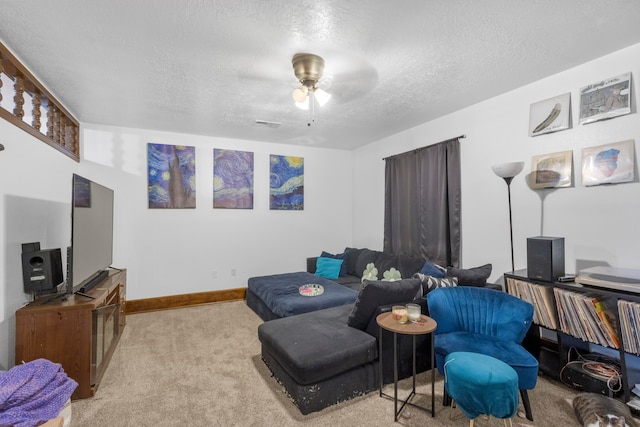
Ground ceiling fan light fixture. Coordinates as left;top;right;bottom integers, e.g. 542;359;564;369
291;53;331;110
295;97;309;110
291;86;309;103
313;87;331;107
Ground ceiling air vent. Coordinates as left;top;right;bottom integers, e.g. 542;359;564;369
254;120;282;128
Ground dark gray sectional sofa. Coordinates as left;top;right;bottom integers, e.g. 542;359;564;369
251;247;497;415
306;247;426;291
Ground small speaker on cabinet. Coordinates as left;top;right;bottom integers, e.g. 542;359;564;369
527;236;565;282
21;244;63;295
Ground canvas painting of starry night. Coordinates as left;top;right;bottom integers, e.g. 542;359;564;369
213;149;254;209
147;143;196;208
270;155;304;210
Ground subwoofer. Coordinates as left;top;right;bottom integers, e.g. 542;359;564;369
21;244;63;295
527;236;565;282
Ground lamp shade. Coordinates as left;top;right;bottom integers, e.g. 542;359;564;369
313;88;331;106
492;162;524;179
291;86;308;103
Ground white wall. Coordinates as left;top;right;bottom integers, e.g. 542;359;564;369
0;120;77;370
352;42;640;284
78;124;354;301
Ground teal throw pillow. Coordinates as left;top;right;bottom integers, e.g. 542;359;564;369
314;256;343;279
321;251;348;277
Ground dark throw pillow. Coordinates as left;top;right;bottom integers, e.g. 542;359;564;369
344;247;364;276
347;278;422;330
374;253;398;277
446;263;492;287
321;250;348;277
419;261;446;278
354;249;382;278
398;254;426;279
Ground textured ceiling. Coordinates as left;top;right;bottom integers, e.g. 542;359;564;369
1;0;640;150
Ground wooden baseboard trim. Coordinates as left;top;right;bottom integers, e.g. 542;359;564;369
125;288;247;314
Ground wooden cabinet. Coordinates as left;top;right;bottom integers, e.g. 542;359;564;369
504;269;640;403
15;269;126;400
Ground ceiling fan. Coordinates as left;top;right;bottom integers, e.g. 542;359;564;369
290;53;332;110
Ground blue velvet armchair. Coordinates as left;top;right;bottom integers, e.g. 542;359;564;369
426;286;539;421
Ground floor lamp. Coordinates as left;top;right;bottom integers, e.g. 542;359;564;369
492;162;524;272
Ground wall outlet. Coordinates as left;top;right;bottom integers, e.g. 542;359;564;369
231;269;236;277
212;271;218;279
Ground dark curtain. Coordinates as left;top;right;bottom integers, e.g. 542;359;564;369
383;138;461;267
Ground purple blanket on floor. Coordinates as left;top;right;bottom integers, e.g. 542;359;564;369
0;358;77;427
248;271;358;318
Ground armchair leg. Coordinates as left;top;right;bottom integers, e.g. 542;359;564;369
520;389;533;421
442;384;452;407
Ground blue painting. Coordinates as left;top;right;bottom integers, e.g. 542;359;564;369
270;155;304;210
148;143;196;208
213;149;254;209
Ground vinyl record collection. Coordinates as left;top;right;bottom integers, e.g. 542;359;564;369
553;288;620;349
617;300;640;355
505;277;557;329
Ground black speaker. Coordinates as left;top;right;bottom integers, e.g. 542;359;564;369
527;236;565;282
21;245;64;295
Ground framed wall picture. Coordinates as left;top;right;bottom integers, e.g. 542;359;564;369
529;93;571;136
270;154;304;210
147;143;196;208
579;72;632;125
582;140;635;186
530;150;573;189
213;149;254;209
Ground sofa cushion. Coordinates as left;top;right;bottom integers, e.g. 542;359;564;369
320;251;348;277
258;304;377;385
354;249;382;278
446;263;492;287
344;247;364;276
375;253;398;277
315;257;343;279
398;254;426;279
348;278;422;330
247;272;358;318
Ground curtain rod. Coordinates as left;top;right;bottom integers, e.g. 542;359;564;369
382;134;466;160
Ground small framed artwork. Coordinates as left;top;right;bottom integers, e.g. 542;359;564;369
579;72;632;125
147;143;196;208
530;150;573;189
213;149;254;209
529;93;571;136
582;140;635;186
270;154;304;210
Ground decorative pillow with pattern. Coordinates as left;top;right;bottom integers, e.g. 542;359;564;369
413;273;458;297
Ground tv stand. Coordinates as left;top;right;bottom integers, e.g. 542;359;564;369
15;268;126;400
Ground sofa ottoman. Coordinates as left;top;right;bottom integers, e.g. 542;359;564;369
258;304;379;414
257;278;432;414
246;271;358;321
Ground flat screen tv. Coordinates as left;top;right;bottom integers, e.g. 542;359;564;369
69;174;114;294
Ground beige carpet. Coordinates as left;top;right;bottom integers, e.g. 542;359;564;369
70;300;584;426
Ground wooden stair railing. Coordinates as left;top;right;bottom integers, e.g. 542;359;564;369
0;41;79;162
